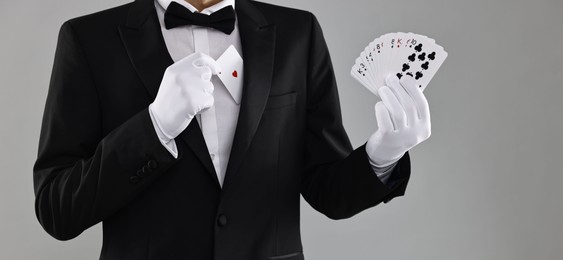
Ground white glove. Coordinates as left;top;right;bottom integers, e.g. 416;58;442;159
149;52;220;140
366;75;431;166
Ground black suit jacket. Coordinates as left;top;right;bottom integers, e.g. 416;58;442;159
33;0;411;259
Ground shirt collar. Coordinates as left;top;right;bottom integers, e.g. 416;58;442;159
157;0;235;15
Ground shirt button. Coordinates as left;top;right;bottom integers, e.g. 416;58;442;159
210;153;216;160
217;214;227;227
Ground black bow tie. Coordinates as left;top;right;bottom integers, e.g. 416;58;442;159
164;2;236;34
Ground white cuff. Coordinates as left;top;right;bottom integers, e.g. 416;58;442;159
367;147;404;184
370;162;397;184
149;105;179;159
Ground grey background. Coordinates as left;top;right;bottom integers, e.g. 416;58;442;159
1;0;562;259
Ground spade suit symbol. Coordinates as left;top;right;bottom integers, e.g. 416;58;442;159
396;73;403;79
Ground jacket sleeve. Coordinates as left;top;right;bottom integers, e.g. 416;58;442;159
33;21;178;241
300;13;411;220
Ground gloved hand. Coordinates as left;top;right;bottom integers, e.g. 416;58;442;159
149;52;220;140
366;75;431;166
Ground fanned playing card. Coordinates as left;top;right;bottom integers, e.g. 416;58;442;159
351;32;448;96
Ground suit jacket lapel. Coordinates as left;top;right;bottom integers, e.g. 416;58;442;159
118;0;220;187
222;0;276;190
119;0;170;98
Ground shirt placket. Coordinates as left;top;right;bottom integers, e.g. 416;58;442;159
193;26;222;185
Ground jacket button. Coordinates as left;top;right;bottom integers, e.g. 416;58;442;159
142;165;152;175
148;160;158;169
136;170;145;177
217;215;227;227
129;176;140;184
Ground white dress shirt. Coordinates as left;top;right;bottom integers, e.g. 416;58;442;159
149;0;398;187
151;0;241;187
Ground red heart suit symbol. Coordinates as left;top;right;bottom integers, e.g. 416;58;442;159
232;70;238;78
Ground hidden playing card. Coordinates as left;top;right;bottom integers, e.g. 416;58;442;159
351;32;448;96
216;45;244;104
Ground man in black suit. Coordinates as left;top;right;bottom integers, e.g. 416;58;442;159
33;0;431;259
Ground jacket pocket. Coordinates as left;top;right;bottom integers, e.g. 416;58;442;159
268;251;304;260
264;92;297;110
